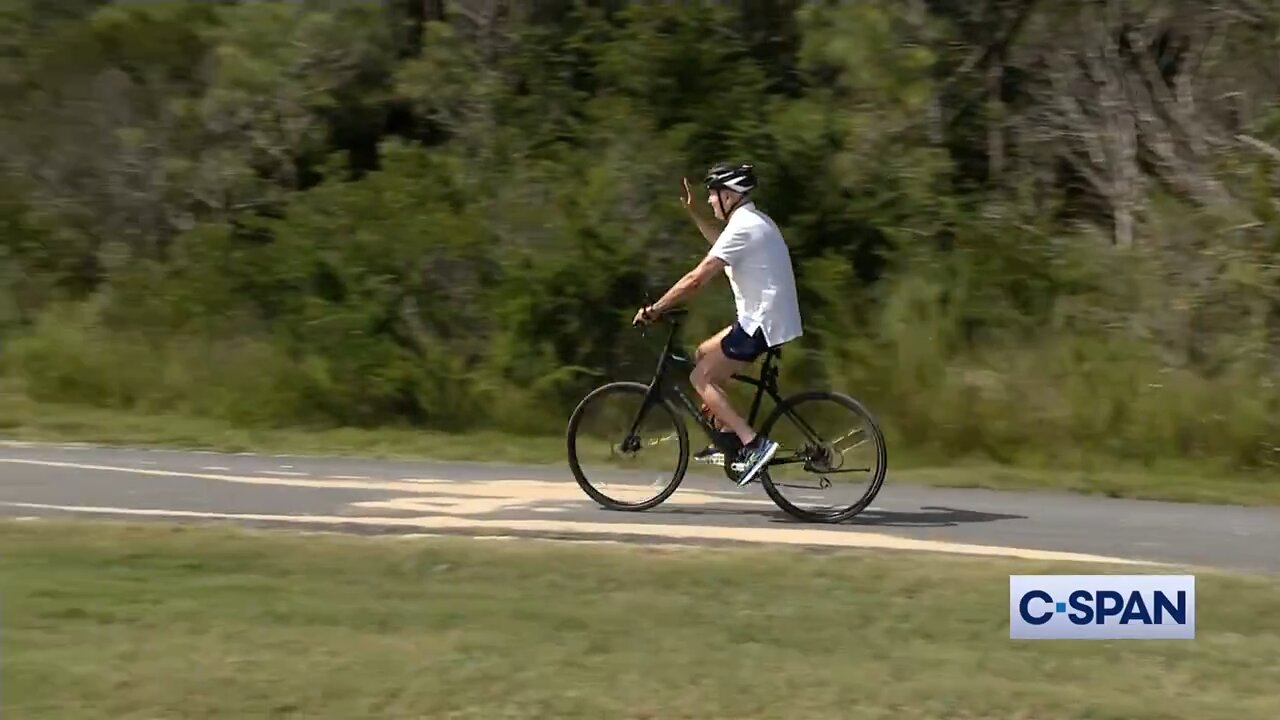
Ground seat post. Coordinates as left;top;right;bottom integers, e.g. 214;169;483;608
762;348;781;392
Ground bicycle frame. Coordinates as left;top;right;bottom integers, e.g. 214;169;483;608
630;311;786;457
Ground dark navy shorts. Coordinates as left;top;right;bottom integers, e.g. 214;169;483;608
720;321;772;362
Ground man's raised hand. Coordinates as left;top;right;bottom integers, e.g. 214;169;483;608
681;176;696;212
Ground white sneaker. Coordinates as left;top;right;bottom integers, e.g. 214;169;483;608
732;437;778;486
692;445;724;465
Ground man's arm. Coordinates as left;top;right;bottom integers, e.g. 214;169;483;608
649;255;726;315
688;208;723;245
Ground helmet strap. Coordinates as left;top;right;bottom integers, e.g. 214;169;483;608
717;189;746;219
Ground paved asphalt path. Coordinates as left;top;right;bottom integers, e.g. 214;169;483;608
1;441;1278;574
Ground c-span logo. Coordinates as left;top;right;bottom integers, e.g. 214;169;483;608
1009;575;1195;640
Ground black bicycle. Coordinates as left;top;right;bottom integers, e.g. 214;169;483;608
565;306;888;523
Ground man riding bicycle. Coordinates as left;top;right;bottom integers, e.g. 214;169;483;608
632;162;804;486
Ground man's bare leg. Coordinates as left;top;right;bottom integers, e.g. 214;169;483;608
692;333;780;486
695;326;733;431
690;344;755;446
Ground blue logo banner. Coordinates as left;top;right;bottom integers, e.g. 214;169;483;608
1009;575;1196;640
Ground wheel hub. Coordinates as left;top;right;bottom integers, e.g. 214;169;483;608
803;443;843;474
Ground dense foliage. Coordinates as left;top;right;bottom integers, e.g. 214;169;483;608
3;0;1279;470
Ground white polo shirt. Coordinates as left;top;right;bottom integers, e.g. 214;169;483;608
707;201;803;348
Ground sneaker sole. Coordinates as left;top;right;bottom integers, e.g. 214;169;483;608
734;442;778;486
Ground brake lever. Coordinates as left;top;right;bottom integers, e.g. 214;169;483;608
634;291;654;335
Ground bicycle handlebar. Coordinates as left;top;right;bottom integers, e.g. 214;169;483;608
633;290;691;328
632;292;690;340
633;306;688;327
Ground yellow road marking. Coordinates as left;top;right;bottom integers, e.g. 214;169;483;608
0;457;1167;566
0;501;1162;566
0;458;776;514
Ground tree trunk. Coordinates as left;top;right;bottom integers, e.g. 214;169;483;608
987;53;1005;180
400;0;447;57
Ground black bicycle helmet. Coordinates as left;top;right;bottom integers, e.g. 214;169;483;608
703;162;757;194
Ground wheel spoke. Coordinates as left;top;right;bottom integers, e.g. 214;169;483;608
646;433;679;447
830;428;868;454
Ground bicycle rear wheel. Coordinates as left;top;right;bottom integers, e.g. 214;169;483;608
566;381;690;511
758;390;887;523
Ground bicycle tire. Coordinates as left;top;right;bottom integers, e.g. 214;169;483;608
565;381;690;511
758;389;888;523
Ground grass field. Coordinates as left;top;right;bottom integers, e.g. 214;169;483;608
2;519;1278;719
2;381;1278;506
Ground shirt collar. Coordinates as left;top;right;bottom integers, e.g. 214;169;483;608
727;200;755;221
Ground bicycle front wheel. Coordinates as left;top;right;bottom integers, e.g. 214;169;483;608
566;381;690;511
758;390;888;523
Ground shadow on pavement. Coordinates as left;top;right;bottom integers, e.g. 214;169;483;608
846;506;1026;528
650;504;1026;528
650;506;788;521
